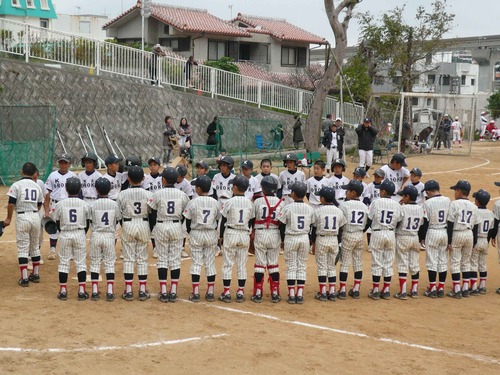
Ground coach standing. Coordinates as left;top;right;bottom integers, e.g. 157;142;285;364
355;118;378;176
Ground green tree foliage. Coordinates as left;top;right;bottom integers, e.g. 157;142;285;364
487;91;500;119
204;57;239;74
337;54;372;104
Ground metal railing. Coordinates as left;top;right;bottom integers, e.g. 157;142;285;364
0;18;364;126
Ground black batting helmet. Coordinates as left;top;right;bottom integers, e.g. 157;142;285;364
261;175;279;195
331;158;346;172
95;177;111;195
125;155;142;169
217;155;234;168
473;189;491;206
81;152;98;168
65;177;81;195
127;165;144;182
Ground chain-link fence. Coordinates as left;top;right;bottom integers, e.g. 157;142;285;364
0;106;56;185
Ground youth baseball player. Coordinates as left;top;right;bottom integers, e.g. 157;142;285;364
78;152;102;203
491;181;500;294
306;160;331;210
328;159;349;204
102;154;123;200
310;186;346;301
4;162;44;286
33;168;48;266
446;180;479;299
43;154;77;260
380;153;410;201
363;168;385;248
278;153;306;206
120;156;142;191
469;189;494;295
175;166;193;198
366;179;402;300
352;167;370;205
278;181;314;304
52;177;90;301
183;175;221;302
394;185;424;299
420;180;451;298
409;168;425;206
240;160;262;200
255;159;281;191
218;175;255;302
88;177;121;301
142;157;163;192
451;117;463;147
337;180;368;300
192;161;214;199
212;155;235;206
148;167;190;302
117;166;153;301
479;111;488;141
251;176;284;303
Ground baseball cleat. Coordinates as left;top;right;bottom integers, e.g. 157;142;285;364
423;289;437;298
461;290;470;298
348;289;360;299
218;293;231;303
181;250;190;258
138;291;151;301
368;290;380;300
28;274;40;283
78;291;89;301
235;293;245;303
18;278;29;287
327;292;337;301
478;287;487;295
152;250;158;259
271;294;282;303
169;293;178;302
250;294;262;303
205;293;215;302
57;291;68;301
91;292;100;301
106;293;115;302
380;291;391;300
189;293;201;302
437;289;445;298
410;291;419;299
286;296;296;304
122;291;134;301
496;288;500;295
447;290;462;299
336;291;346;300
393;292;407;300
158;293;169;303
48;248;56;260
315;292;327;302
469;289;479;296
295;296;304;304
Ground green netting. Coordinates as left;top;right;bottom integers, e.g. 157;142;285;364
0;106;56;185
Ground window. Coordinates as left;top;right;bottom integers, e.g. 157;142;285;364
40;0;49;10
208;40;226;60
442;75;450;86
11;0;21;7
495;62;500;81
426;98;432;106
427;74;436;84
373;75;384;85
425;53;433;65
461;75;466;85
40;19;49;28
79;21;91;34
161;37;190;52
281;46;307;67
392;76;402;86
26;0;35;8
411;97;419;106
471;78;475;86
163;25;170;35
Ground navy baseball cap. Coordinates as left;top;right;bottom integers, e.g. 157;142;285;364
374;168;385;178
105;154;123;165
314;186;336;202
290;181;307;198
391;153;407;167
148;157;161;165
191;175;212;193
424;180;440;191
410;167;422;177
195;160;209;170
494;182;500;187
397;185;418;201
450;180;471;193
228;174;250;191
363;118;371;123
241;160;254;169
162;167;178;184
176;166;188;177
376;179;396;196
341;180;364;196
353;167;367;177
57;153;72;163
473;189;491;206
127;165;144;182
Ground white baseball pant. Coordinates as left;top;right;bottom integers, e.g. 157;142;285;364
449;230;473;274
254;229;280;273
358;150;373;168
284;234;309;280
326;147;339;171
90;233;116;274
189;229;217;277
470;237;489;273
222;229;250;280
480;124;487;137
121;220;151;275
340;231;364;273
396;235;420;275
58;230;87;274
452;130;461;142
153;221;184;270
315;235;339;278
16;212;41;259
369;230;396;277
425;229;448;273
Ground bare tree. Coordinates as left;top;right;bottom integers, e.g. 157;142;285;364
303;0;360;152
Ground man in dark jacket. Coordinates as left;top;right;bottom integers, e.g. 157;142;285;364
293;115;304;149
355;118;378;174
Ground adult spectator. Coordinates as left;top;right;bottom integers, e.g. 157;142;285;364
206;116;218;156
150;44;166;86
162;116;176;165
185;56;198;88
443;115;452;149
293;114;304;149
335;117;345;158
435;114;451;150
418;126;433;152
321;114;333;134
355;117;378;175
178;118;192;158
399;122;413;152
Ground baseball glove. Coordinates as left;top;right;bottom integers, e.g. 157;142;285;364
0;221;4;237
335;245;342;265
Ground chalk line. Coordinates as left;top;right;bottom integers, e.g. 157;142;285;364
424;158;490;175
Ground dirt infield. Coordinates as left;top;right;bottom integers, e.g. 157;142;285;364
1;143;500;374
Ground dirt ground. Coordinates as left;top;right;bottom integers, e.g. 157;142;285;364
1;142;500;374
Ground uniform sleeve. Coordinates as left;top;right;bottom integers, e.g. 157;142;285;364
368;201;377;220
214;201;222;221
278;205;288;224
37;185;44;204
338;209;347;228
7;183;18;199
183;201;193;220
115;202;122;221
147;192;158;210
448;202;457;222
45;178;53;192
221;200;231;218
402;168;410;178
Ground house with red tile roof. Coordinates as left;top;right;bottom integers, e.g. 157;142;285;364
103;2;327;74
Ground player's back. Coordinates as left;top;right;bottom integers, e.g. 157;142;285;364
8;178;43;212
369;197;402;230
150;187;189;221
423;195;451;228
448;199;478;230
397;203;424;235
55;198;89;230
476;208;494;238
340;200;368;232
89;198;121;233
280;202;314;235
253;196;284;229
117;187;152;219
223;196;255;232
313;205;346;236
184;195;221;230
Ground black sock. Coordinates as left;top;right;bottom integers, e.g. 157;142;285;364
287;279;295;286
77;271;86;283
238;279;246;288
59;272;68;284
270;272;279;282
479;271;487;278
412;272;419;280
384;276;391;283
192;274;200;283
31;256;41;263
106;272;114;281
91;272;99;281
297;280;305;286
354;271;362;280
451;273;460;282
340;272;348;283
158;268;168;280
428;270;437;283
372;275;381;283
124;273;134;281
439;271;447;283
151;238;156;248
50;238;57;248
255;273;264;283
138;274;147;281
328;276;336;284
171;268;180;280
223;279;231;288
207;275;215;283
318;275;327;283
19;257;28;265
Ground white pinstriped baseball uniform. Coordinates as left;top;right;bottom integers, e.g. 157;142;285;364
256;173;281;190
244;175;262;200
78;170;102;203
396;203;424;275
183;196;221;277
306;176;330;208
368;197;402;277
148;187;190;270
470;208;494;273
360;181;370;202
448;199;479;274
52;198;90;274
89;198;121;274
313;205;347;277
102;172;123;200
191;176;214;199
116;187;152;276
329;175;349;203
364;181;382;204
278;201;314;280
142;173;163;192
339;199;368;273
380;165;409;201
253;196;284;274
45;170;77;240
221;196;255;280
412;181;425;206
212;172;235;206
7;178;44;259
175;178;194;198
423;195;451;273
492;200;500;250
36;178;47;246
278;170;306;205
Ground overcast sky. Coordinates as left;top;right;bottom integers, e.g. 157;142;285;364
53;0;500;45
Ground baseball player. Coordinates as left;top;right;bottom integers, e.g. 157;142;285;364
479;111;488;141
409;168;425;206
212;155;235;205
88;177;121;301
142;157;163;193
32;168;48;267
323;123;339;175
394;185;424;299
175;166;193;198
117;166;153;301
337;180;368;300
120;156;142;191
446;180;479;299
278;153;306;206
192;161;214;199
251;176;284;303
240;160;262;200
363;168;385;248
491;181;500;294
278;181;314;304
183;175;221;302
148;167;190;303
218;175;255;302
306;160;331;210
451;117;463;147
52;177;90;301
380;153;410;201
78;152;102;204
310;186;346;301
102;155;123;200
366;179;402;300
469;189;494;295
420;180;451;298
255;159;281;191
352;167;370;205
328;159;349;204
43;154;77;260
4;162;44;286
